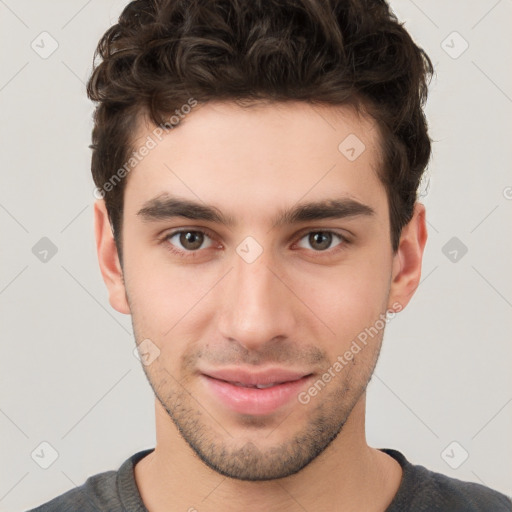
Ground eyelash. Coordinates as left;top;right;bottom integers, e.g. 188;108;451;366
160;228;350;259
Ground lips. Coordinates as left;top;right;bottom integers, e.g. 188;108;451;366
201;367;310;387
199;367;314;415
231;382;284;389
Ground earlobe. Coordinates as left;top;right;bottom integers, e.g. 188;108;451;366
387;202;428;312
93;199;131;315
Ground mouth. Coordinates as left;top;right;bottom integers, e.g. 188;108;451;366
228;380;300;389
199;368;314;416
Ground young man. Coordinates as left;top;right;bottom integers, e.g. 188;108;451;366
29;0;511;510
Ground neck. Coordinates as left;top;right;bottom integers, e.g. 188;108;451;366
134;394;402;512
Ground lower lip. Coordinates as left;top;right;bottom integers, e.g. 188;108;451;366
200;374;313;415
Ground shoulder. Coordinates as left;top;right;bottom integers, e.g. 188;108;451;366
382;449;512;512
25;448;154;512
418;467;512;511
28;471;116;512
26;469;118;512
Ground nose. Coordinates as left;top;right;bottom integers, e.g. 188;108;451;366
217;246;297;352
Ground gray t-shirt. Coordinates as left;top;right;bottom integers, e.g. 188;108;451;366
27;448;512;511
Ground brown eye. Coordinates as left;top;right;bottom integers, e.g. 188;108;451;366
296;231;345;252
166;230;213;252
181;231;204;250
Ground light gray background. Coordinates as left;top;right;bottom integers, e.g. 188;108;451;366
1;1;511;510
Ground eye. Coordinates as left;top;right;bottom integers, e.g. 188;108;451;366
295;231;346;252
164;229;215;254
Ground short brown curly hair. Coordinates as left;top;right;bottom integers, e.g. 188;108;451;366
87;0;433;262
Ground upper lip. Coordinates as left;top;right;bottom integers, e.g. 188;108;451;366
201;367;312;386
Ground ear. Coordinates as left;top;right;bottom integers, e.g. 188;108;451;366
387;202;428;312
93;199;131;315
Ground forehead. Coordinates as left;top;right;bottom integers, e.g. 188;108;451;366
123;100;387;221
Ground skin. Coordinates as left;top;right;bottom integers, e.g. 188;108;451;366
94;100;427;511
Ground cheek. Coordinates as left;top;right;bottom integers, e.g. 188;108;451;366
295;251;392;348
124;248;218;347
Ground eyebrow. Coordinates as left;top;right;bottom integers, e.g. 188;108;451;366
136;194;375;229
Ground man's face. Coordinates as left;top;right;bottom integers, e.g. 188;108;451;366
113;101;400;480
